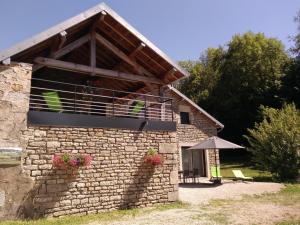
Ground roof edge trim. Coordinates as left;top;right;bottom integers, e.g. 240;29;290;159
168;85;224;129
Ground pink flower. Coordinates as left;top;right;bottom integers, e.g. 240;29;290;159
69;159;79;168
144;154;163;166
84;155;92;166
53;154;65;168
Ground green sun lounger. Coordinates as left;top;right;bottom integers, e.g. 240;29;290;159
129;100;145;117
232;170;253;181
42;91;63;112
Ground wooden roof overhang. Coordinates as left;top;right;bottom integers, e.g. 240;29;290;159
0;3;189;96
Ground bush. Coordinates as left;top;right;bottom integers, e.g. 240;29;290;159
245;104;300;181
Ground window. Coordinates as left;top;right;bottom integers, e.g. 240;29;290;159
180;112;190;124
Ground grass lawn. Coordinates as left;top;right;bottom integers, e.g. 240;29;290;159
220;162;273;181
0;202;188;225
220;153;273;182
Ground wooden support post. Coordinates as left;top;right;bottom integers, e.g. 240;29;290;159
159;86;166;121
90;31;96;75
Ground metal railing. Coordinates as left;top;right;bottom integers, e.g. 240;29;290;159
29;78;174;122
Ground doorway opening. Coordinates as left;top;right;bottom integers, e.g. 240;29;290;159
181;147;207;177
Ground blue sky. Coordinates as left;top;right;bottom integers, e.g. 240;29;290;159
0;0;298;61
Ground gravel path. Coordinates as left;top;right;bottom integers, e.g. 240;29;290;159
88;181;295;225
179;180;284;204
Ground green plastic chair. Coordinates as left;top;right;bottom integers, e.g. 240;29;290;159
129;100;145;117
42;91;63;112
210;166;222;179
232;170;253;181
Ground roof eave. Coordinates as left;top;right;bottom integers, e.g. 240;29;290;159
0;2;189;79
168;85;224;129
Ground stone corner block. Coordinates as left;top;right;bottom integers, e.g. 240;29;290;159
159;143;177;154
170;170;178;185
168;191;178;202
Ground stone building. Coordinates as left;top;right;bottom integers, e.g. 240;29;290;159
0;3;223;220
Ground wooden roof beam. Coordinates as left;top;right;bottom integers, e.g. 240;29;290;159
114;42;146;70
34;57;164;85
95;33;160;85
33;34;90;72
95;32;136;67
162;68;177;83
99;19;167;72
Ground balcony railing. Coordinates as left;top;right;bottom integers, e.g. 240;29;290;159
29;78;174;123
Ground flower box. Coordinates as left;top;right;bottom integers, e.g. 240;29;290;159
53;153;92;171
144;148;163;166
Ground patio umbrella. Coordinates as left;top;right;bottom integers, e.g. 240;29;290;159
188;136;244;182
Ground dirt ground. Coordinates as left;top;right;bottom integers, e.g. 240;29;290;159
88;181;300;225
178;180;284;204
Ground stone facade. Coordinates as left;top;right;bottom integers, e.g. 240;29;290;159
0;63;34;220
0;63;220;220
0;63;32;148
167;91;220;175
20;126;178;218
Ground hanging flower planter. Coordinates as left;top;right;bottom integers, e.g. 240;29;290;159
53;153;92;172
144;148;163;166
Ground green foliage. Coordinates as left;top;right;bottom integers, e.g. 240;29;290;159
245;104;300;181
281;59;300;108
292;9;300;55
61;153;70;163
147;147;158;156
178;32;289;143
178;47;224;106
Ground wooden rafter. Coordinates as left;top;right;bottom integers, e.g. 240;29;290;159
99;20;167;72
34;57;164;84
51;31;67;53
162;68;177;83
33;34;90;72
95;33;161;85
114;42;146;70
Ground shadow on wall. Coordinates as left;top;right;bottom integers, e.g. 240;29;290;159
0;163;77;220
119;158;155;209
17;169;77;219
0;165;33;220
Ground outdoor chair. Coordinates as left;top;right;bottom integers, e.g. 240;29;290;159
193;168;201;183
129;100;145;118
232;170;253;182
183;170;194;183
210;166;222;183
42;91;63;112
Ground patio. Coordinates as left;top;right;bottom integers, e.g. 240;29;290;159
178;180;283;205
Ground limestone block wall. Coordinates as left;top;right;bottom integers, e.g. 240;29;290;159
0;63;34;220
0;63;179;220
19;127;178;218
167;91;220;172
0;63;32;148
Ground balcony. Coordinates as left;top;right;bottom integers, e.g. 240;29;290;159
28;78;176;131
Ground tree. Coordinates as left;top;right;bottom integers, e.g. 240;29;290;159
177;47;225;108
281;9;300;108
214;32;289;142
292;9;300;55
245;104;300;181
178;32;289;144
